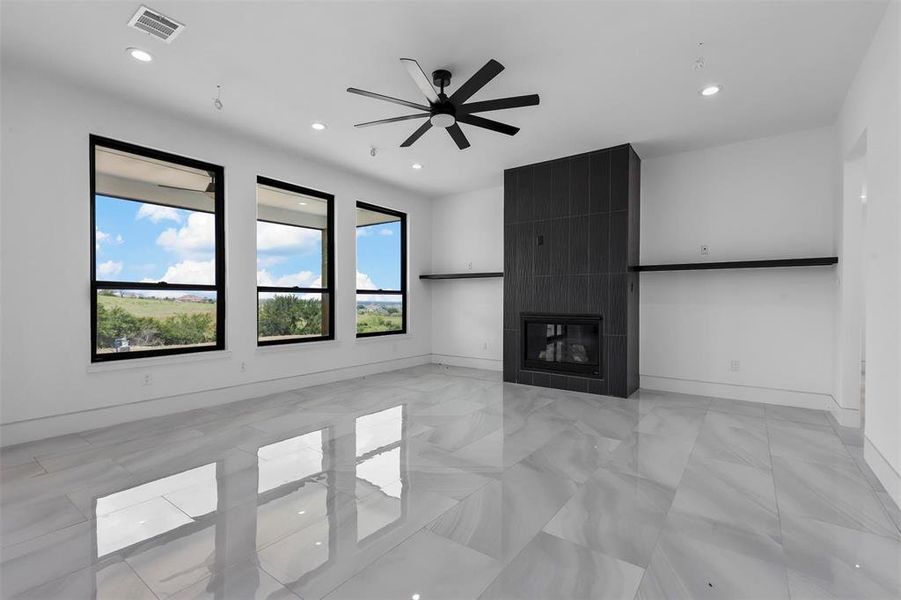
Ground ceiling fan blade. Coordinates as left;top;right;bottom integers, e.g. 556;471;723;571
400;58;440;104
400;120;433;147
446;123;471;150
449;59;504;104
457;113;520;136
355;114;428;128
347;88;429;111
460;94;540;114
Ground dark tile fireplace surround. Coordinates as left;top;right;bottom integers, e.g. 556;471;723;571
503;144;640;397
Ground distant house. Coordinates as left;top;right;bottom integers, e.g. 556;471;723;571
176;295;206;303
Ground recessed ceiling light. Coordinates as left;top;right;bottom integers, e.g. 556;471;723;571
412;595;421;600
298;201;308;206
127;48;153;63
412;163;423;170
700;84;721;97
311;122;327;131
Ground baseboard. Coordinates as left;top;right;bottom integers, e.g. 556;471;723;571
640;374;836;411
864;435;901;509
0;354;432;447
431;353;502;371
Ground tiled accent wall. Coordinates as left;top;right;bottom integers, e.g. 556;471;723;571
503;144;640;397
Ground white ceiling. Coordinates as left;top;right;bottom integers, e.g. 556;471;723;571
1;1;887;197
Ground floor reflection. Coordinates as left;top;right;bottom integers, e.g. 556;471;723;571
85;402;410;598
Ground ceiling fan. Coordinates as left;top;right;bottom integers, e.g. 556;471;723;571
347;58;539;149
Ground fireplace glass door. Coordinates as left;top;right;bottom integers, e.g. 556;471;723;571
522;314;602;377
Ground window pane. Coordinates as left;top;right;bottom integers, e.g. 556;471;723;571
258;292;330;342
356;293;403;334
257;183;329;288
95;195;215;285
356;208;401;292
96;289;217;354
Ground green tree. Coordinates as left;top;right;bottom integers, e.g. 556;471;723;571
259;295;323;337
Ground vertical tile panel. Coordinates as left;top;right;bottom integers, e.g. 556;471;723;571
569;216;590;275
516;166;534;222
606;335;627;397
514;222;535;276
610;146;629;212
532;162;553;220
504;169;517;224
548;160;570;219
607;274;628;335
570;155;590;216
589;151;610;214
531;372;550;388
609;210;629;274
588;213;610;274
535;218;567;276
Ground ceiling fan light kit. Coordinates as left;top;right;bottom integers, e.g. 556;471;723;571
348;58;539;149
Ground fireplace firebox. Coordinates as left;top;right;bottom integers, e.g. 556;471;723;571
521;313;602;378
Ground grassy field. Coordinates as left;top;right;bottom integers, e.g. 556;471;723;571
356;312;403;333
98;294;216;319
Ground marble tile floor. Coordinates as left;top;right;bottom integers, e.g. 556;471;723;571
1;364;900;599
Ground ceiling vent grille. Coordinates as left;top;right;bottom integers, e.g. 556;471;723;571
127;6;184;43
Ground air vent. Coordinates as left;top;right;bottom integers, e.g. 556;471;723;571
127;5;184;43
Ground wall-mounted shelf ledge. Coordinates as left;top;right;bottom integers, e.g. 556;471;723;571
420;272;504;280
632;257;838;272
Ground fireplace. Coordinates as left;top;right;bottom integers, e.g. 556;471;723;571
521;313;603;378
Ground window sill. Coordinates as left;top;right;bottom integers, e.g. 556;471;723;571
86;350;233;373
255;339;343;354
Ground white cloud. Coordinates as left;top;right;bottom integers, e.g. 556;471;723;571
377;228;394;236
356;271;379;290
355;271;401;303
157;213;215;256
155;259;215;285
96;229;123;250
257;222;320;252
257;255;288;268
356;228;371;238
257;271;323;299
97;260;123;277
137;204;182;223
257;269;320;288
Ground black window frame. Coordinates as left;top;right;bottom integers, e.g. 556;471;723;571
256;176;336;346
355;201;407;338
90;135;226;363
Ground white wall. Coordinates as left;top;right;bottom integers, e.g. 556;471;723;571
639;127;839;410
429;187;504;370
0;64;433;445
836;1;901;505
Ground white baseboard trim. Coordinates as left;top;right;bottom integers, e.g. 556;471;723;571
640;374;836;411
830;404;861;428
431;354;502;371
1;354;432;447
864;435;901;510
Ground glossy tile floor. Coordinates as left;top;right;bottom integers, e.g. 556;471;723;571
2;365;900;599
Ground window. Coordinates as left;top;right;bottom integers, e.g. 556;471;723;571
257;177;334;345
90;136;225;362
355;202;406;336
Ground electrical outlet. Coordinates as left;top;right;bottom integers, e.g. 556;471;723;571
482;341;489;350
701;245;710;256
241;361;247;372
468;262;473;271
730;360;740;372
143;373;152;386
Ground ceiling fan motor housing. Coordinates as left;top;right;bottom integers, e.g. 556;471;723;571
430;102;456;128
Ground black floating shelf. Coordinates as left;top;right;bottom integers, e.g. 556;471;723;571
420;272;504;280
633;257;838;272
